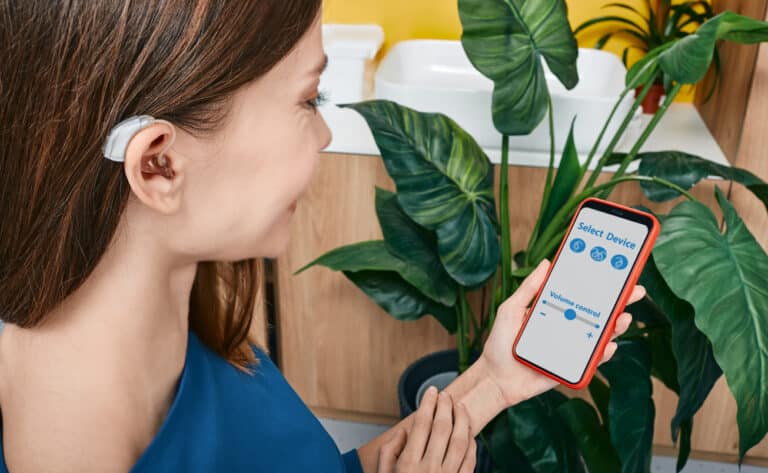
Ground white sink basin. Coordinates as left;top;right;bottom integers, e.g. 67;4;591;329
374;40;634;154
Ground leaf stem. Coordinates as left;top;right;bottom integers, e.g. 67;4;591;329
530;174;695;261
578;87;630;181
499;135;512;300
526;97;556;265
458;287;470;373
532;82;683;262
599;83;683;198
486;270;500;334
582;79;656;190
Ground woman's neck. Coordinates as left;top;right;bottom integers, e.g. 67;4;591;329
0;219;198;462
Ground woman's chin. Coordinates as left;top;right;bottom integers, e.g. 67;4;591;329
242;207;297;259
258;230;293;259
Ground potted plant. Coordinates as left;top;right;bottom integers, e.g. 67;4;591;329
574;0;718;113
298;2;768;471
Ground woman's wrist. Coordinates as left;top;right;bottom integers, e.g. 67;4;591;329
356;356;523;472
443;356;520;436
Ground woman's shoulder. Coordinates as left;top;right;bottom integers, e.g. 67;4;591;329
182;331;313;419
129;332;347;472
188;332;279;385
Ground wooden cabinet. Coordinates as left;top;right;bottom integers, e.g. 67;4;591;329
271;155;456;424
271;152;767;464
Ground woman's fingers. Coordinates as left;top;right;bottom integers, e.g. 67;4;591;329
401;386;438;463
597;312;634;364
628;285;646;304
423;391;454;464
441;401;471;472
458;437;478;473
600;342;618;364
377;428;407;473
611;312;633;340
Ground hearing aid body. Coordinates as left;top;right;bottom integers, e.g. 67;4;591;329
103;114;176;178
102;115;158;163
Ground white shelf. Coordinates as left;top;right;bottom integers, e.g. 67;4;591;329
320;102;728;173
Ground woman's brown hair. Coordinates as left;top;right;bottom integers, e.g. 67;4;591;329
0;0;322;369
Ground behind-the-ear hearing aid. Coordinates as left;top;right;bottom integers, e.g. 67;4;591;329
102;115;177;176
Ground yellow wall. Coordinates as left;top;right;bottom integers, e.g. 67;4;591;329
323;0;696;101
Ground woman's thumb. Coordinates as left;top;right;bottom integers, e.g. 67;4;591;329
505;258;550;311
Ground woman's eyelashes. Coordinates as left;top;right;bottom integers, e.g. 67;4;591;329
305;90;329;112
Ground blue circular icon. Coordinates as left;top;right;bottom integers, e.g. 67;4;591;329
611;254;628;270
590;246;607;262
570;238;586;253
564;308;576;320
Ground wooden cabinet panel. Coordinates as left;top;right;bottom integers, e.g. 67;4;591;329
730;23;768;251
274;152;766;464
696;0;768;162
273;155;455;418
696;0;768;249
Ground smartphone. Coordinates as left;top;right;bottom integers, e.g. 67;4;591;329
512;197;660;390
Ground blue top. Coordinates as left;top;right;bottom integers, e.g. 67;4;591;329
0;332;364;472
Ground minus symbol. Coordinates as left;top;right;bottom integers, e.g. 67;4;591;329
539;312;546;316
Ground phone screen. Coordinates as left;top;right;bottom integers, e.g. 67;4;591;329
514;202;653;384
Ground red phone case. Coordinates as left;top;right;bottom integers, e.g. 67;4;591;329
511;197;660;390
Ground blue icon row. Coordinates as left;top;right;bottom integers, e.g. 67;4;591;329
569;238;628;269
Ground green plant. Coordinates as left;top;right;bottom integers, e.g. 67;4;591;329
298;2;768;472
574;0;721;102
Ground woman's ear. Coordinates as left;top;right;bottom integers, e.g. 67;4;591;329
123;121;186;215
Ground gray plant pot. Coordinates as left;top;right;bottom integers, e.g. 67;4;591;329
397;349;493;473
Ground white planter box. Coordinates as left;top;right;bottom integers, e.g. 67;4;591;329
375;40;635;154
321;24;384;104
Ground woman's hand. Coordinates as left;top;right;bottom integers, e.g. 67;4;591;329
480;258;646;407
376;386;476;473
360;259;644;473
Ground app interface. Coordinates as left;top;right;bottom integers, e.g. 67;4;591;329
515;207;650;383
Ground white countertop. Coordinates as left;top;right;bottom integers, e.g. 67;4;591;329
319;101;729;173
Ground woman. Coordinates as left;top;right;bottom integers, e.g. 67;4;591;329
0;1;642;472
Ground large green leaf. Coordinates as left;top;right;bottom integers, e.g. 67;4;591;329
539;119;581;237
625;297;680;392
588;377;611;428
625;42;672;88
487;414;537;473
676;419;693;473
605;152;635;167
656;11;768;84
341;100;499;287
295;241;457;332
599;339;655;473
344;270;457;333
557;398;621;473
638;226;717;473
640;254;721;445
375;187;457;306
458;0;578;135
625;290;704;473
507;390;585;473
653;188;768;461
635;151;768;212
637;215;719;473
